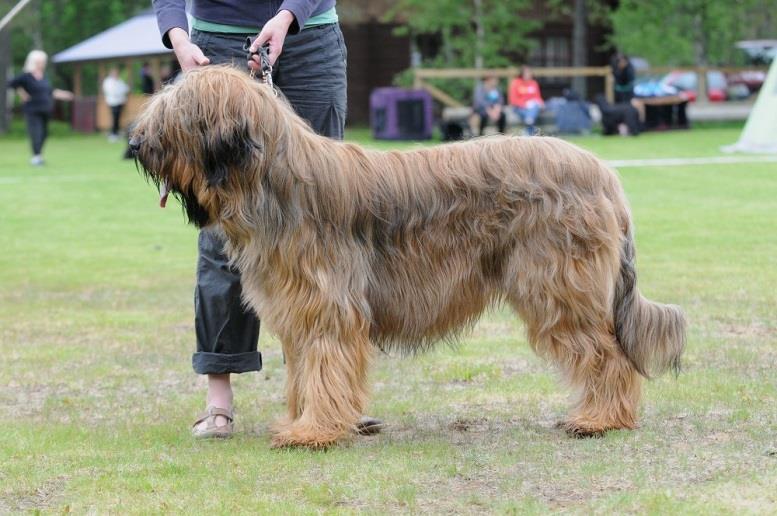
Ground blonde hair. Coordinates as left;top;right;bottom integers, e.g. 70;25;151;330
23;50;47;73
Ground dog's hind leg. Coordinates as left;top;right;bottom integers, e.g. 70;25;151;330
271;316;373;449
554;327;642;437
509;238;642;436
514;295;642;437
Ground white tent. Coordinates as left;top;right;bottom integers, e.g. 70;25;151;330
723;58;777;153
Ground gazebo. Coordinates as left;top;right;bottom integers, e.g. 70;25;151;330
52;10;177;132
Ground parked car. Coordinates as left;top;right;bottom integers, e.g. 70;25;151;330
727;69;767;94
634;71;722;101
661;70;727;102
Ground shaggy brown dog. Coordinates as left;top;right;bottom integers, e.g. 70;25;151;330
131;66;686;448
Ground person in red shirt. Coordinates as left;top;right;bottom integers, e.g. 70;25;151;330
508;66;544;135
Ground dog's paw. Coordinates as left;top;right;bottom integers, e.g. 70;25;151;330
555;419;608;439
270;422;346;449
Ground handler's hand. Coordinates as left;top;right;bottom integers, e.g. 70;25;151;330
249;9;294;70
169;27;210;72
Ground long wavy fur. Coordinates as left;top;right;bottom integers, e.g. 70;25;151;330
132;66;686;446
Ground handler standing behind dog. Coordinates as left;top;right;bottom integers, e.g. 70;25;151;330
153;0;382;438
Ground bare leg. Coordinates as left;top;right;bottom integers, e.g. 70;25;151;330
194;373;233;430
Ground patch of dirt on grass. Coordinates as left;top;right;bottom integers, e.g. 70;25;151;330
449;417;489;432
367;405;777;512
6;475;68;512
717;320;775;340
0;381;64;418
378;409;559;447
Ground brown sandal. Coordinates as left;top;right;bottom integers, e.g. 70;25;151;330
192;406;234;439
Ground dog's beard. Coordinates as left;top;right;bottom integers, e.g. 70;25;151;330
136;158;212;227
176;184;212;228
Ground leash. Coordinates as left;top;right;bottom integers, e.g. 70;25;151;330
244;37;276;94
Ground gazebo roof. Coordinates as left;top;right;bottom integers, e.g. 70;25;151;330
52;10;182;64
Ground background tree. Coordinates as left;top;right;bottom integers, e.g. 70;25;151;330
548;0;611;101
387;0;540;102
609;0;777;66
389;0;539;69
6;0;149;85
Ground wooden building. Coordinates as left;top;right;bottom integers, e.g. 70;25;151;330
50;1;613;130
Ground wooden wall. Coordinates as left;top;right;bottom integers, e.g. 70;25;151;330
341;22;410;125
95;93;150;131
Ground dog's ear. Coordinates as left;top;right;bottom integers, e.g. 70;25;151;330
201;122;262;188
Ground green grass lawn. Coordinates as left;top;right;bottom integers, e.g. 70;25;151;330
1;125;776;514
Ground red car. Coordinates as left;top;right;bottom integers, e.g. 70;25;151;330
727;70;766;94
661;70;728;102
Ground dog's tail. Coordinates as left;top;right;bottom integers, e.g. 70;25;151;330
613;228;686;378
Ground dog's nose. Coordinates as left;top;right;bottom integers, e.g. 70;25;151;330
128;137;142;153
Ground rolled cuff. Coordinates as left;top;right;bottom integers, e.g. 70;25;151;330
192;351;262;374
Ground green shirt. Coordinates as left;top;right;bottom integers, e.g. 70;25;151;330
192;6;338;34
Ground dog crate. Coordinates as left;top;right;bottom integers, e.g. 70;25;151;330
369;88;433;140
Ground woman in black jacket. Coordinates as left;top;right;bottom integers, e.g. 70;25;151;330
612;53;636;104
7;50;73;166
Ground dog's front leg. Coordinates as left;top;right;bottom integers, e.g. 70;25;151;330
271;317;373;449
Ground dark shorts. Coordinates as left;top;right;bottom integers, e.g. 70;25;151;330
190;24;347;375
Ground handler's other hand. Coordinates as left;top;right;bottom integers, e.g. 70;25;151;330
249;9;294;70
169;28;210;72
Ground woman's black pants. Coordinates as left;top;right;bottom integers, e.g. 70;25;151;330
25;112;49;155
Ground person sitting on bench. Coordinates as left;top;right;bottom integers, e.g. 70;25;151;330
472;75;506;136
509;66;545;135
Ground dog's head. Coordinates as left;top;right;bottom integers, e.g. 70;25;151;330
130;66;266;228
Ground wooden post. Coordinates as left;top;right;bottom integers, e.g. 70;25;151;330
697;66;708;103
97;62;106;131
150;57;161;92
125;58;133;90
73;63;82;97
571;0;588;97
605;67;615;104
412;68;421;90
98;62;106;88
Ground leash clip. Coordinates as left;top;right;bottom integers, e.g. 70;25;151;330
244;37;275;92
